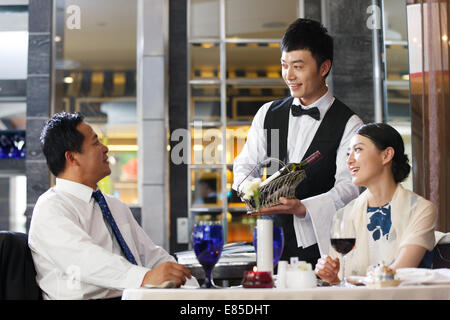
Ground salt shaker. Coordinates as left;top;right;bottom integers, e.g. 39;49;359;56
276;261;288;289
290;257;299;268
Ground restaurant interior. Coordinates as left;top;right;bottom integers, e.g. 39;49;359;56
0;0;449;301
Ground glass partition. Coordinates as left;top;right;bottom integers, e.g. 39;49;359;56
190;84;221;122
0;4;28;232
225;0;299;39
226;43;282;78
226;84;288;122
190;0;220;40
53;0;138;204
188;0;297;244
187;0;415;244
382;0;413;190
191;167;222;207
190;43;220;80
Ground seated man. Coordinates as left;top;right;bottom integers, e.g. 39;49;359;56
29;112;196;299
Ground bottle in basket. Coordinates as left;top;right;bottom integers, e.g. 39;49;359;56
260;150;322;187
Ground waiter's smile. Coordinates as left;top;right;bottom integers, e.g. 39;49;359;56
288;83;302;90
280;49;329;105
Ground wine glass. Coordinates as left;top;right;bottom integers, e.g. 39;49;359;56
330;217;356;287
253;225;284;265
192;221;224;288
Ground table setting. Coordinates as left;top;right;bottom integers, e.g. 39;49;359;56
123;156;450;300
123;218;450;300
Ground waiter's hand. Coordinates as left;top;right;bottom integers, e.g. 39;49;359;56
249;197;306;217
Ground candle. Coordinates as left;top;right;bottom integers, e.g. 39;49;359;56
242;266;274;288
256;219;273;274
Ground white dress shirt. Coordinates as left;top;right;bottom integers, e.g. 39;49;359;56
233;89;363;255
28;178;176;300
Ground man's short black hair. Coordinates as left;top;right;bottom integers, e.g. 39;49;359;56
281;18;333;76
40;112;85;177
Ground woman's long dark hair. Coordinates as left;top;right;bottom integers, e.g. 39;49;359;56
356;123;411;183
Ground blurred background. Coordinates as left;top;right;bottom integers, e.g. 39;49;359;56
0;0;448;255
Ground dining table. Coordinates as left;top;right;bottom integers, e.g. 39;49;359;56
122;283;450;300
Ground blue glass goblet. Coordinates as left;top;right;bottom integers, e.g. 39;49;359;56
192;222;224;288
253;225;284;265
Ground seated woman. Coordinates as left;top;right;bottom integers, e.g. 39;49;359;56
315;123;436;284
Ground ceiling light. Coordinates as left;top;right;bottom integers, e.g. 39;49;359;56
63;76;73;84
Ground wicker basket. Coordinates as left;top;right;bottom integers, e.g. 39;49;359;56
237;158;307;211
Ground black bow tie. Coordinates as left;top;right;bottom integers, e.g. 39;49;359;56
291;104;320;120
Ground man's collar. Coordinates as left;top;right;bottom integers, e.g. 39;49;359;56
292;88;334;119
54;178;96;203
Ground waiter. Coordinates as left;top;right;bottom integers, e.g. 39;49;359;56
232;18;363;267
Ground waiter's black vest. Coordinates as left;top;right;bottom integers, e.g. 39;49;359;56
263;96;356;265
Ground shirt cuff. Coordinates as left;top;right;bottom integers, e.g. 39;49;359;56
291;195;316;248
293;199;315;248
123;265;151;289
297;193;337;255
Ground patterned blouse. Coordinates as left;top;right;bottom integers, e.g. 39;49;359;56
367;203;396;265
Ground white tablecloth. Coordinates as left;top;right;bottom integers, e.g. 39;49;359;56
122;285;450;300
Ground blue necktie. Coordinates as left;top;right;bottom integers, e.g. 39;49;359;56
92;190;137;265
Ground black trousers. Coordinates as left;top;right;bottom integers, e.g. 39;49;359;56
271;215;321;269
98;296;122;301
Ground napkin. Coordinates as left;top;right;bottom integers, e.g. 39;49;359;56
182;276;200;288
396;268;450;286
144;276;200;289
435;231;450;245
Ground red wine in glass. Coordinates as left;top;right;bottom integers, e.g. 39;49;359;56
330;218;356;287
330;238;355;255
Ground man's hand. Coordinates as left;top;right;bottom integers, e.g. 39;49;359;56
141;262;192;288
249;197;306;217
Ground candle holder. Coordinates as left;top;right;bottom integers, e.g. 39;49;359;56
242;267;274;288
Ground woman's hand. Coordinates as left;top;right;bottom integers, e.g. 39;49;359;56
315;255;341;285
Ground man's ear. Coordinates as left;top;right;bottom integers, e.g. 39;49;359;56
65;150;79;167
320;59;331;77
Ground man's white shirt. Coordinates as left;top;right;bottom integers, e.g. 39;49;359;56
233;89;363;255
28;178;176;300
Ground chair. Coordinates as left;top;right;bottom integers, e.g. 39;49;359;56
0;231;42;300
417;231;450;269
418;249;434;268
433;232;450;269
